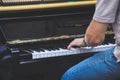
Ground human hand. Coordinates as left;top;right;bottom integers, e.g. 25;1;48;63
67;38;86;50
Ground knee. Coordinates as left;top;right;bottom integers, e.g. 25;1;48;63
61;73;67;80
61;70;74;80
61;71;69;80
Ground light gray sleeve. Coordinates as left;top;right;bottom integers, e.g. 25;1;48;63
93;0;119;23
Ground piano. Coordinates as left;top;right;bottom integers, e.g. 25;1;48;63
0;0;115;80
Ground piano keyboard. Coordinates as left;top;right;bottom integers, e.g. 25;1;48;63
25;43;116;59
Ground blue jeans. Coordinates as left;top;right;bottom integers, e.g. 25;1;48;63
61;47;120;80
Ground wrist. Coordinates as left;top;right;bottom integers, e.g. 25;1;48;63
83;38;89;46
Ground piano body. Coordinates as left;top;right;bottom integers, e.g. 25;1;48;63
0;0;115;80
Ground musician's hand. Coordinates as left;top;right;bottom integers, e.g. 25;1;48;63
67;38;86;50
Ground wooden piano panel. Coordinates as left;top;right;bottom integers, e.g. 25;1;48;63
2;21;47;41
54;16;91;36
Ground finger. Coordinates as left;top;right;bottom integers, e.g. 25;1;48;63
67;42;76;50
67;44;72;50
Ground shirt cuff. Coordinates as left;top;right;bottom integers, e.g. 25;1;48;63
93;14;115;23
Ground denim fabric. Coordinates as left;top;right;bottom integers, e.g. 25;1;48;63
61;47;120;80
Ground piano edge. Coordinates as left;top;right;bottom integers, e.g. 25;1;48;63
0;1;96;12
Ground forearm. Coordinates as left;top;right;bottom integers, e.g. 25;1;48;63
67;20;109;50
84;20;109;46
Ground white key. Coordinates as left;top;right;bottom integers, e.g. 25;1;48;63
31;44;116;59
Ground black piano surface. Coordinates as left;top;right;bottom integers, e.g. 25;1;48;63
0;1;115;80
